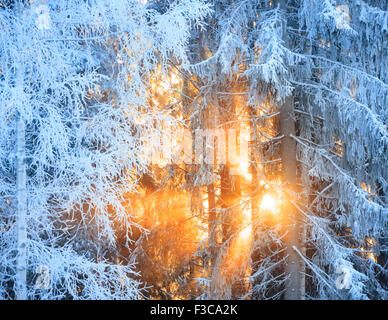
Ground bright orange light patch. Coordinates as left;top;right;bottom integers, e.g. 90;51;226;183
259;193;281;215
260;194;276;210
239;225;252;241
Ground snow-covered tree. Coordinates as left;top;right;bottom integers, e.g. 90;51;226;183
0;0;209;299
187;0;387;300
2;0;385;301
293;0;388;299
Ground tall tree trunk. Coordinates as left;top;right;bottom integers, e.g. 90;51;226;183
198;29;217;273
183;73;202;300
15;113;27;300
219;111;243;299
277;0;303;300
280;96;302;300
246;15;263;299
248;104;259;298
205;112;217;273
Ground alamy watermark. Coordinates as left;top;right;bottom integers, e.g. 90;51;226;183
145;127;250;174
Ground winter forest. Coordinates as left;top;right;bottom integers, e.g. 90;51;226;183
0;0;387;301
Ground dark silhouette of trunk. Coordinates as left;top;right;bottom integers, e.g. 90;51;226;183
280;95;302;300
276;0;303;300
248;103;261;299
220;112;243;299
198;29;218;273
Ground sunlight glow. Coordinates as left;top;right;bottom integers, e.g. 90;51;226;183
239;225;252;241
240;162;252;181
259;193;278;212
